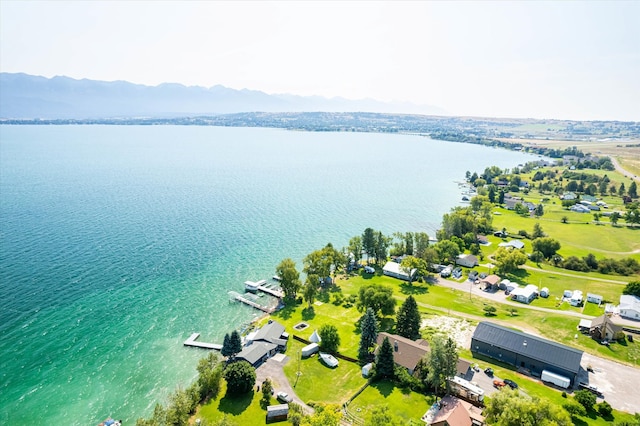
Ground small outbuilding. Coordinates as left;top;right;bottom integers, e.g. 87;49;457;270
586;293;603;305
266;404;289;423
301;343;319;358
362;363;373;377
570;290;583;307
540;287;549;298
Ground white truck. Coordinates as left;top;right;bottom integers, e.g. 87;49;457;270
541;370;571;389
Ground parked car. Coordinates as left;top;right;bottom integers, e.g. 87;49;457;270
503;379;518;389
484;367;494;377
276;391;292;403
493;379;506;388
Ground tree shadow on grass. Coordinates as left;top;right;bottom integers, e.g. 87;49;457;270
273;299;300;321
301;306;316;320
571;416;588;426
399;282;430;295
370;379;395;398
218;391;254;415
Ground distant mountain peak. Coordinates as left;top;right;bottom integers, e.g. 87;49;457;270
0;72;446;119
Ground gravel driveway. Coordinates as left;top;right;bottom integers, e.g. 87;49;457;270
255;355;314;415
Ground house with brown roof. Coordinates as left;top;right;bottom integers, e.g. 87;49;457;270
589;314;623;342
375;333;472;379
428;395;485;426
480;274;500;290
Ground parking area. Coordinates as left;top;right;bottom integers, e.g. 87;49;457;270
578;353;640;414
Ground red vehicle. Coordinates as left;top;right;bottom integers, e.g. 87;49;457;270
493;379;506;388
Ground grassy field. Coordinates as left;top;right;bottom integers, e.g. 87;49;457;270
282;339;366;405
347;380;434;425
195;380;267;425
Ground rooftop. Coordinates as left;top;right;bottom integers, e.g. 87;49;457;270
472;322;583;374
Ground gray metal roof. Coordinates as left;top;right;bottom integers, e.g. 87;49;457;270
253;320;286;344
237;341;276;365
472;322;583;374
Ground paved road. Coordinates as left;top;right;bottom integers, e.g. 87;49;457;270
433;276;594;319
255;355;314;415
610;156;640;183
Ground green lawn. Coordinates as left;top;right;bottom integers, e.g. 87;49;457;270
347;380;434;425
282;339;367;405
195;380;268;425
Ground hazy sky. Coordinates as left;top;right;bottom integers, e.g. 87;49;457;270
1;1;639;121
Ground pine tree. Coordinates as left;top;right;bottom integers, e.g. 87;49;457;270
221;333;231;357
395;296;421;340
375;337;396;379
358;308;378;363
229;330;243;357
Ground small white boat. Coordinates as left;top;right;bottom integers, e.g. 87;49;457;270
319;352;339;367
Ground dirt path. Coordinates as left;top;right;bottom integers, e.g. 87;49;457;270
519;264;629;285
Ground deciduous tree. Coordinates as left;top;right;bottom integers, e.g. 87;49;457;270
357;283;396;316
426;335;458;395
623;281;640;297
276;258;302;300
319;324;340;354
485;388;572;426
223;361;256;395
532;237;561;259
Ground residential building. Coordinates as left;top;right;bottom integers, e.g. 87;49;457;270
382;261;416;281
619;295;640;320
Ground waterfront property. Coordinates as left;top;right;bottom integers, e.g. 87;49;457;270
471;322;583;385
236;320;288;367
382;261;416;281
456;254;479;268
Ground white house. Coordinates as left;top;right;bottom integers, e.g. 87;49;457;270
498;240;525;249
456;254;479;268
619;295;640;320
382;261;416;281
570;290;584;307
586;293;603;304
511;285;538;304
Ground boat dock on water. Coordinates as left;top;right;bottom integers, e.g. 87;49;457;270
183;333;222;350
229;291;277;313
244;279;284;298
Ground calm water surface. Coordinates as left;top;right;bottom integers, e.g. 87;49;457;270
0;125;541;425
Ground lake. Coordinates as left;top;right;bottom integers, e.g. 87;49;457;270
0;125;541;424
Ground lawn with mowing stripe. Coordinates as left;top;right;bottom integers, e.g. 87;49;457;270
282;339;366;405
347;380;434;425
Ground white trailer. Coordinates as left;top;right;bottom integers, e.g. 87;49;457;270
301;343;319;358
541;370;571;389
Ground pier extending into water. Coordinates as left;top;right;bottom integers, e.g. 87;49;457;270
183;333;222;350
229;291;277;314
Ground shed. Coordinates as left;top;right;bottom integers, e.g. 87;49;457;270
362;363;373;377
587;293;603;304
563;290;572;298
266;404;289;422
301;343;319;358
540;287;549;298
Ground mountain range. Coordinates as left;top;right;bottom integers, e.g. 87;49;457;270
0;73;446;119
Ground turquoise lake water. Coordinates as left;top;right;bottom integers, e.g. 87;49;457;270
0;125;541;425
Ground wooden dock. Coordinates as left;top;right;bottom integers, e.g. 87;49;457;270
230;291;276;313
183;333;222;350
256;285;284;299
